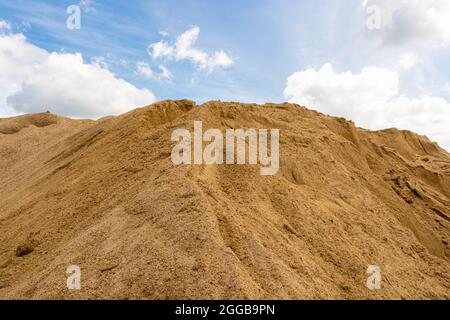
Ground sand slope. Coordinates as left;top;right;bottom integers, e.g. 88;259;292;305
0;100;449;299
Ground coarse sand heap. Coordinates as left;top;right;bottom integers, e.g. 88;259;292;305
0;100;449;299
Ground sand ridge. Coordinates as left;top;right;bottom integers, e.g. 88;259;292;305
0;100;448;299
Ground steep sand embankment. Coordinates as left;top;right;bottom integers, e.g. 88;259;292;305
0;100;449;299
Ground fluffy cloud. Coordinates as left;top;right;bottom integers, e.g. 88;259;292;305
363;0;450;48
0;20;11;31
284;63;450;150
135;62;172;81
158;65;173;80
136;62;155;79
148;26;233;72
398;52;419;70
0;32;155;118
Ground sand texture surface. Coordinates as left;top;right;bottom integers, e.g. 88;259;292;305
0;100;449;299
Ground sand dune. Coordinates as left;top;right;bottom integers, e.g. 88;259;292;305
0;100;448;299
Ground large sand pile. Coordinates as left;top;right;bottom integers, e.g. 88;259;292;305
0;100;449;299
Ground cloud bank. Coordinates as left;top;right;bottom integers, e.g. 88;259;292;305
0;31;155;118
363;0;450;48
284;63;450;150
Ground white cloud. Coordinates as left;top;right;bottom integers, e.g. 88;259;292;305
91;56;108;68
0;32;155;118
79;0;96;13
148;26;234;72
149;40;174;58
159;31;169;37
284;63;450;150
135;62;172;81
0;19;11;31
136;62;155;80
363;0;450;48
398;52;419;71
158;64;173;80
284;64;399;123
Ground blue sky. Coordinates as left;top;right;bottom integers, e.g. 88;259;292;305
2;0;304;102
0;0;405;102
1;0;450;149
